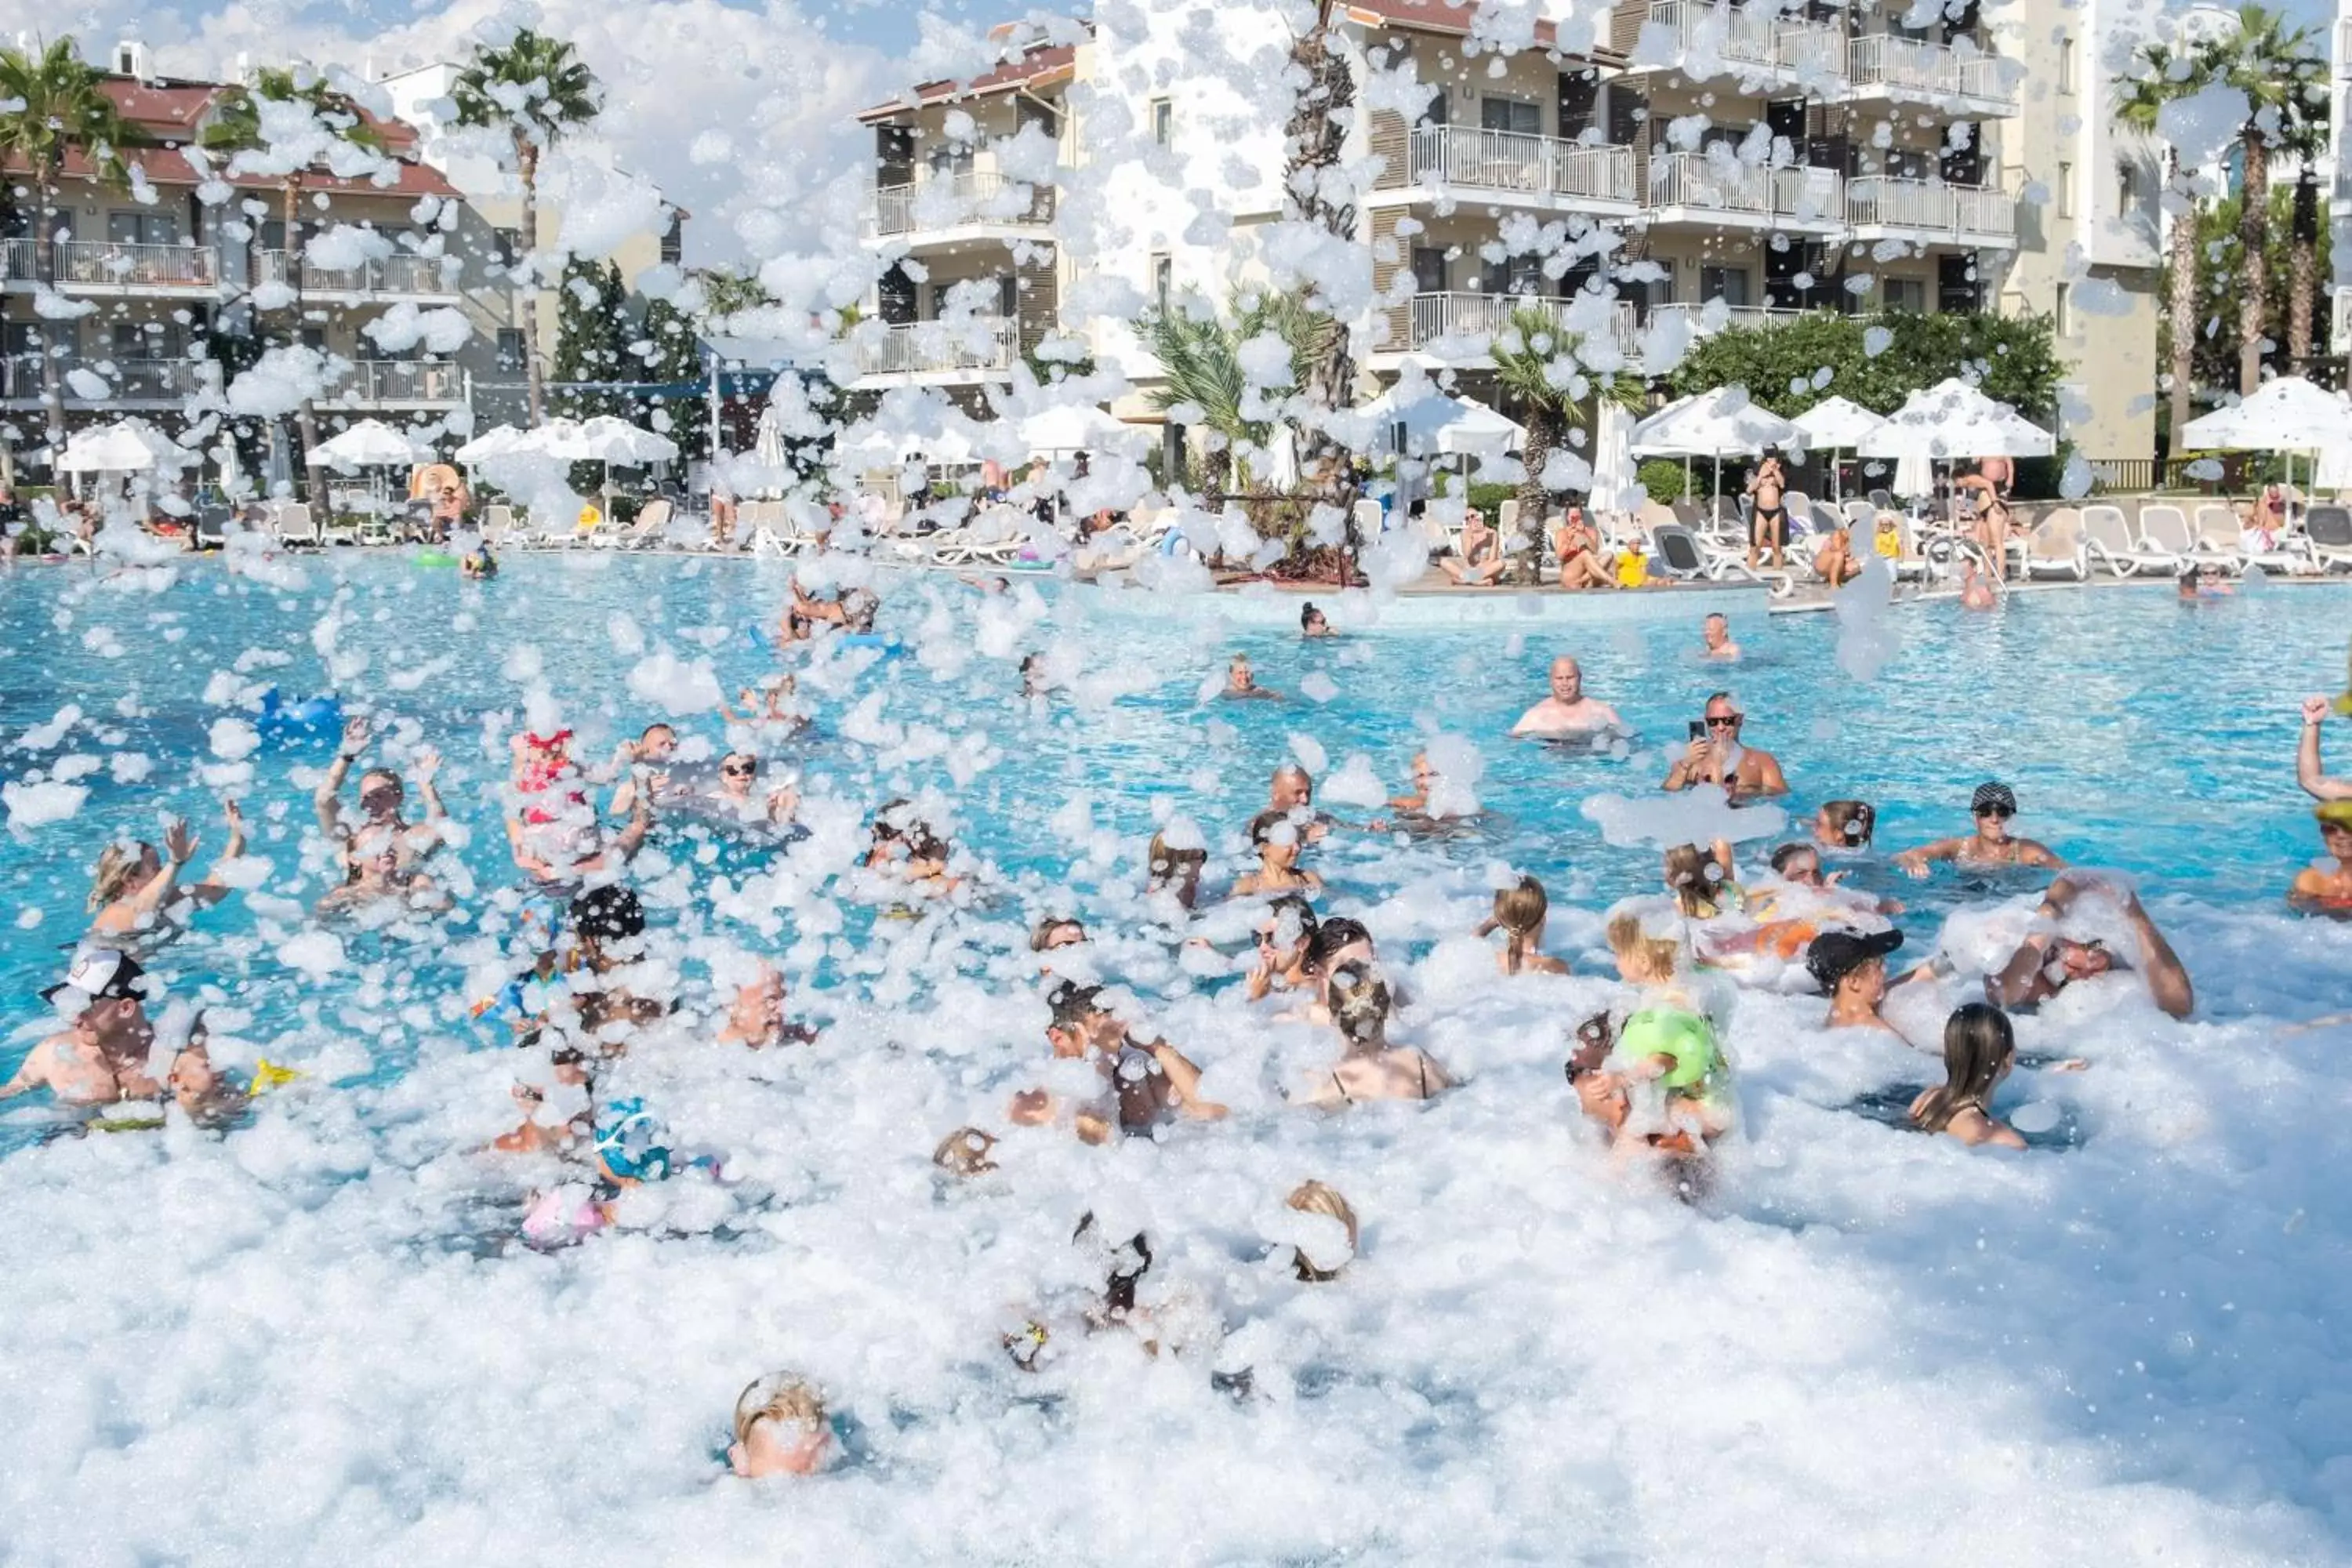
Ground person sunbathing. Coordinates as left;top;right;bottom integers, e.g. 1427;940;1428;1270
1438;507;1506;586
1551;505;1614;590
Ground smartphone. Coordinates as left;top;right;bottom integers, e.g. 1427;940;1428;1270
1687;720;1708;741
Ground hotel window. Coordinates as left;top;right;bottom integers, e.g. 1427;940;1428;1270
659;213;682;267
1411;246;1448;294
107;210;178;246
2056;162;2074;218
1150;98;1173;146
1698;265;1751;308
495;328;527;373
1480;96;1541;136
1882;278;1926;314
2055;281;2071;336
2057;37;2076;93
1152;252;1172;311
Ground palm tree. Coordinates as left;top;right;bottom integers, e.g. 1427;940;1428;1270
2281;70;2331;374
0;38;135;461
1281;0;1363;556
1489;305;1640;584
2118;37;2216;444
453;29;601;425
202;67;386;503
2212;5;2322;394
1142;305;1251;493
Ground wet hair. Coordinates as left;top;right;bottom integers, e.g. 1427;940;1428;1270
1145;831;1208;888
88;841;151;912
569;884;646;943
1285;1180;1359;1283
840;587;880;632
1913;1004;2016;1134
1664;843;1726;918
1300;602;1324;630
1248;808;1298;850
1046;980;1107;1033
1029;915;1086;953
871;800;949;862
1606;913;1680;985
1073;1211;1153;1313
1306;916;1371;973
1820;800;1875;847
731;1375;826;1449
1769;842;1818;877
1327;960;1392;1051
932;1125;1000;1176
1261;893;1319;949
1487;875;1548;937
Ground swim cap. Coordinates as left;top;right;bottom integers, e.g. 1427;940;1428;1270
593;1098;672;1181
2318;800;2352;831
1617;1007;1722;1094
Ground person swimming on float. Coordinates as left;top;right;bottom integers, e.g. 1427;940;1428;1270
85;799;246;945
1893;782;2063;880
2288;801;2352;913
1980;870;2194;1020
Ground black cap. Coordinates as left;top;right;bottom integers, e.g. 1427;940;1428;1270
1971;782;2017;815
1805;927;1904;991
41;948;148;1007
1047;981;1106;1029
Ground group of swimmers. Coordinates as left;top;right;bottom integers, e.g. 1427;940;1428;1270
12;575;2349;1480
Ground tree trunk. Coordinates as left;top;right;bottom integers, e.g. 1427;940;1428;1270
2289;165;2318;376
31;174;67;468
1283;1;1360;573
520;138;546;426
1512;405;1559;585
2237;125;2270;395
2163;150;2198;452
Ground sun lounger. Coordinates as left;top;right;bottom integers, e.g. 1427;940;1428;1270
274;503;319;546
2190;503;2246;575
2305;505;2352;572
481;505;514;546
2080;504;2165;576
2135;505;2201;572
2009;506;2088;581
1650;523;1790;596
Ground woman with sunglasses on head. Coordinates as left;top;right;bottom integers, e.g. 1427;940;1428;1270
1893;781;2063;880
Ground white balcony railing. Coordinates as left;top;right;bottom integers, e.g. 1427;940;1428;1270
1648;153;1846;225
1847;34;2017;110
1846;176;2016;240
1404;125;1636;205
255;249;455;296
868;171;1054;238
343;360;463;404
2;354;196;401
1644;302;1814;338
856;317;1020;377
50;238;216;289
1644;0;1846;82
1403;292;1643;362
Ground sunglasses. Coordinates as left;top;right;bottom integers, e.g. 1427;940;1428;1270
722;764;757;777
1704;715;1740;729
1974;804;2014;819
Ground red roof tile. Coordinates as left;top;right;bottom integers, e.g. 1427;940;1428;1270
858;42;1079;122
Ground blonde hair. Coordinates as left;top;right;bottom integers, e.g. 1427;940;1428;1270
731;1375;826;1448
1285;1180;1359;1282
932;1126;999;1176
1606;913;1681;985
1663;843;1726;919
88;841;147;913
1145;831;1207;887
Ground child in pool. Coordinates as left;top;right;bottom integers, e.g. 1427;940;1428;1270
1908;1003;2026;1149
728;1376;833;1478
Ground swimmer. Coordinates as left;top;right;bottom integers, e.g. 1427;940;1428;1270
1301;602;1334;637
1509;656;1624;738
1245;894;1319;1002
1806;927;1906;1036
1661;691;1788;800
1893;782;2063;878
1267;764;1337;843
1146;831;1209;912
1664;841;1740;920
866;800;958;891
459;542;497;579
163;1025;244;1121
1232;809;1323;898
710;752;800;827
1958;558;1998;611
1762;843;1901;916
1010;981;1225;1142
728;1377;833;1479
1021;653;1051;699
1223;654;1283;700
1477;875;1570;975
2177;561;2233;601
1281;1180;1359;1281
2296;697;2351;802
2;950;162;1109
606;723;677;818
1700;612;1740;660
1813;799;1876;852
314;717;448;890
1908;1004;2026;1149
2288;802;2352;913
1301;962;1452;1106
1573;916;1735;1154
493;1044;593;1153
1984;870;2194;1020
718;677;806;743
85;799;246;942
717;964;818;1047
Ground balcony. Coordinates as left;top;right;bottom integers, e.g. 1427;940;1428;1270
2;354;198;403
339;360;465;405
1634;0;1846;89
1396;292;1643;365
866;172;1054;241
1846;34;2016;113
1390;125;1638;209
2;238;216;290
1646;153;1846;230
254;250;456;297
1642;302;1814;339
1845;177;2016;246
854;317;1020;379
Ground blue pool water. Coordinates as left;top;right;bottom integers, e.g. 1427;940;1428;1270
1;554;2345;1135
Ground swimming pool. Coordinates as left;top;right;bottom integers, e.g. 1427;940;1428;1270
3;553;2350;1564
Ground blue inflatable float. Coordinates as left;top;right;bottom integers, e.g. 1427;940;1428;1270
256;688;342;739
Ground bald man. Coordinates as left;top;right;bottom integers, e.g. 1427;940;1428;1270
1510;657;1623;737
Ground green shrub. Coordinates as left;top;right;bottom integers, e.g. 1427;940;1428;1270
1638;459;1687;504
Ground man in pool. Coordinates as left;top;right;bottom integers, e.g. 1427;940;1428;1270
1806;928;1907;1037
2289;802;2352;913
1661;691;1788;801
2;949;165;1107
1009;982;1225;1142
1269;763;1337;844
1893;782;2063;879
1984;871;2194;1020
1700;613;1740;660
607;723;678;818
1224;654;1282;700
1510;656;1624;738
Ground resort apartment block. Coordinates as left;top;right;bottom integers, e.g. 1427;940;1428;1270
852;1;2161;462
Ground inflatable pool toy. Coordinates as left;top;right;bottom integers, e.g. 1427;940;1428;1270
256;688;343;739
89;1098;166;1133
1618;1007;1726;1098
837;632;896;652
414;550;458;568
249;1058;303;1095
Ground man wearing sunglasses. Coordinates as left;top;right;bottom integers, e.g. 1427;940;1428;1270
1661;691;1787;802
1893;782;2063;880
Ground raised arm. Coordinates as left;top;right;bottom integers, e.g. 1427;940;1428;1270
316;716;368;837
186;800;245;906
610;792;654;862
2299;699;2352;801
1149;1042;1228;1120
114;818;196;925
410;748;447;826
2124;894;2194;1020
1984;932;2051;1009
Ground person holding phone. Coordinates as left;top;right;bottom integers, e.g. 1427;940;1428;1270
1661;691;1787;801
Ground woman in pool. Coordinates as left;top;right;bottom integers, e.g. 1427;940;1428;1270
1664;841;1741;921
1908;1004;2026;1149
1813;799;1876;853
728;1375;833;1479
315;718;449;894
1011;981;1225;1141
459;541;497;580
717;963;818;1047
86;800;246;943
1146;831;1209;913
866;801;958;894
1893;781;2063;879
1280;1180;1359;1281
1245;894;1319;1002
1223;654;1283;701
1478;875;1570;975
1232;810;1323;898
1299;962;1452;1107
2288;802;2352;913
1301;603;1334;637
718;675;806;746
704;752;800;829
